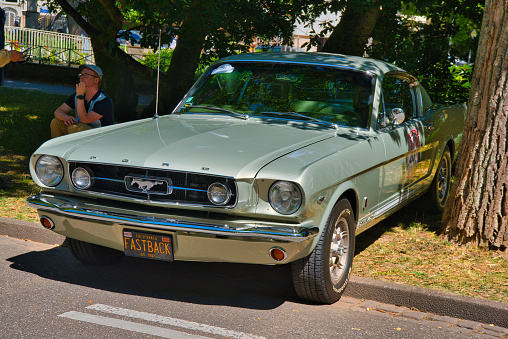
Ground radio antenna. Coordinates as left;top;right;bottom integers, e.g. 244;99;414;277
154;29;162;119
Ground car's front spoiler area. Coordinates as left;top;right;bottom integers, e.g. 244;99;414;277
27;193;319;264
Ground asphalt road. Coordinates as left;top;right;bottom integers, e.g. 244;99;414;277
1;217;507;338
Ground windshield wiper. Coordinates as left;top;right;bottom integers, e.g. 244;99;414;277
260;111;338;130
181;105;249;120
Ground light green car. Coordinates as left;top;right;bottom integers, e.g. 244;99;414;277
27;52;465;303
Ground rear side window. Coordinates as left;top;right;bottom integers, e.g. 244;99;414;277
382;76;415;119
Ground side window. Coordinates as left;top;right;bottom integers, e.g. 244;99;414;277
381;76;416;121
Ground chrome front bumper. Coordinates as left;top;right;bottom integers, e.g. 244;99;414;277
27;193;319;264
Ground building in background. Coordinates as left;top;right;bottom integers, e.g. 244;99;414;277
1;0;68;32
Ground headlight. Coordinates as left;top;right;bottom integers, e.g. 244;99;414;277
269;181;302;214
35;155;64;187
207;182;231;205
71;167;93;189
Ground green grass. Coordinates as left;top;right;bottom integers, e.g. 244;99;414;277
1;87;507;304
0;87;67;155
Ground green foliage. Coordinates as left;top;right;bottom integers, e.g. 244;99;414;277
415;64;473;105
367;0;482;105
119;0;298;58
140;48;215;78
140;49;174;72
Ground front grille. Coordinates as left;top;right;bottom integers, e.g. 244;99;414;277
68;162;237;207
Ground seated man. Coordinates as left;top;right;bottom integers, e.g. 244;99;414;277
50;64;114;138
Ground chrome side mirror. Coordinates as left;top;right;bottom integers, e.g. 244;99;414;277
389;108;405;125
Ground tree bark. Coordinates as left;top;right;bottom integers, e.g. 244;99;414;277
441;0;508;250
140;0;209;117
321;1;381;56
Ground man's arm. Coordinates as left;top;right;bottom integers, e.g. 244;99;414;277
0;50;24;68
75;82;103;124
54;103;77;126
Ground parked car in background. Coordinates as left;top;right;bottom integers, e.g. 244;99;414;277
27;52;465;303
117;30;142;46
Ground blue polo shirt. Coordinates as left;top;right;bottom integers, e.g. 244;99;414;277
65;88;114;127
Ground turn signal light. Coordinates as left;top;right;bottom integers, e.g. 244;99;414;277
40;216;55;230
269;247;287;262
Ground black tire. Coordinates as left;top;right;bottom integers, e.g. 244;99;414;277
67;237;124;265
425;146;452;213
291;199;356;304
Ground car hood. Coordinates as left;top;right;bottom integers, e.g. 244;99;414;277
36;115;341;178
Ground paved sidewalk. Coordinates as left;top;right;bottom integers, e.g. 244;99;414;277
2;79;154;107
335;296;508;338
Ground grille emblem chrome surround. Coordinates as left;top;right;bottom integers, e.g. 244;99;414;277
125;176;173;195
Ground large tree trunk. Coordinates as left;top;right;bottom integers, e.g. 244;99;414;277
94;48;138;122
320;1;381;56
141;0;209;117
441;0;508;250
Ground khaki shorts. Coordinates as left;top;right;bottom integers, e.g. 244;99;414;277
50;118;93;138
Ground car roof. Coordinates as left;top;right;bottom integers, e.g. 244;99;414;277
217;52;406;77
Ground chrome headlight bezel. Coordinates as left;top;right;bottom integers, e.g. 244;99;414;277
35;155;64;187
71;167;94;189
269;181;302;215
207;182;232;206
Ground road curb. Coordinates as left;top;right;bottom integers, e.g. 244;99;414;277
0;216;65;246
346;275;508;328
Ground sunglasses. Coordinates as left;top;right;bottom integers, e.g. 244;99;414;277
78;73;99;79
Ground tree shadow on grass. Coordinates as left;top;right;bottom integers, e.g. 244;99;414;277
0;148;38;197
354;200;444;256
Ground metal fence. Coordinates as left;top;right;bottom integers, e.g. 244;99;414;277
5;27;94;66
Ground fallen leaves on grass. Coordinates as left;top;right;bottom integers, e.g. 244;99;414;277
353;220;508;303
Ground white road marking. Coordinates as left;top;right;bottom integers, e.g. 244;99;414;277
87;304;265;339
59;311;209;338
58;304;266;339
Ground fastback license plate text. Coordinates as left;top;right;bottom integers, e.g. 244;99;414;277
123;230;174;261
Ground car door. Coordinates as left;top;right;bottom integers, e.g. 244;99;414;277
376;73;431;212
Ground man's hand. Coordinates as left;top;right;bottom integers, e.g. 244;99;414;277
10;50;24;63
63;115;77;126
76;81;86;96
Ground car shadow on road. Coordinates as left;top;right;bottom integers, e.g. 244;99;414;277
7;245;298;310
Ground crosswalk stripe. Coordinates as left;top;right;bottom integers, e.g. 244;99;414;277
59;311;210;338
86;304;265;339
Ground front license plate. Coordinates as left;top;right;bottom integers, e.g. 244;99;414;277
123;230;174;261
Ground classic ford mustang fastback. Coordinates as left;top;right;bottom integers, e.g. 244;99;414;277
27;52;465;303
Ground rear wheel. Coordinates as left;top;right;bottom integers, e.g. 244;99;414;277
425;146;452;213
291;199;356;304
67;237;124;265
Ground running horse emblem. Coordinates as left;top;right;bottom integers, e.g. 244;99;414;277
131;178;163;193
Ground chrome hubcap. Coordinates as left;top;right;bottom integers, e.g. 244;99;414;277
329;217;349;284
437;157;449;202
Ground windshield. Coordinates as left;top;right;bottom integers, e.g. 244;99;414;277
176;62;375;129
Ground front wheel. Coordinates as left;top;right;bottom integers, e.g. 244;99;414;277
291;199;356;304
67;237;124;265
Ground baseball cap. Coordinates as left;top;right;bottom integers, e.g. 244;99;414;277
79;64;103;81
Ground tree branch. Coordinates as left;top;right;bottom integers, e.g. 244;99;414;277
96;0;123;31
54;0;99;35
110;47;160;83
